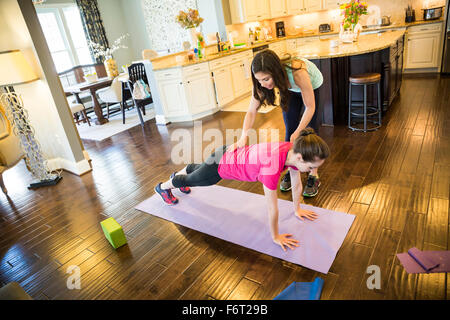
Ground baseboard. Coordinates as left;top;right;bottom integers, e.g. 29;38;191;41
155;114;170;125
403;68;439;74
46;158;92;176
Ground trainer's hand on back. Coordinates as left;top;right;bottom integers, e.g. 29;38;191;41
273;234;299;252
295;208;318;221
227;136;247;152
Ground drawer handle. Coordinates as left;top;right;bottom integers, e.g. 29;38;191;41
164;73;171;76
193;68;200;71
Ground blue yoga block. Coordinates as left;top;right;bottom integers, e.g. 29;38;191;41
273;277;324;300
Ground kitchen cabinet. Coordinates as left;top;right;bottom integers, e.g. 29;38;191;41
184;71;217;115
404;22;442;69
229;0;270;23
287;0;304;15
322;0;342;10
269;0;287;18
304;0;322;12
211;68;234;107
382;35;404;111
154;63;217;120
210;50;253;107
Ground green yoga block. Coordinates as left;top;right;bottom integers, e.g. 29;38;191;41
100;217;127;249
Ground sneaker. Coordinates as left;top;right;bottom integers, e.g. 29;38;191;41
303;175;321;197
280;172;291;192
170;172;191;194
154;183;178;205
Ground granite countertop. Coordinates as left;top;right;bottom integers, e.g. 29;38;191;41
151;18;443;71
291;29;406;60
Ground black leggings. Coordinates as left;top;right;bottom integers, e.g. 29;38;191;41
171;145;227;188
283;89;320;142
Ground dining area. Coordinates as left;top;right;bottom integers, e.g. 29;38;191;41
60;61;155;141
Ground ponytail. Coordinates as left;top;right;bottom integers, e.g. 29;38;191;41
292;128;330;162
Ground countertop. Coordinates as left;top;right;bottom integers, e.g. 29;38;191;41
151;18;443;71
291;29;405;60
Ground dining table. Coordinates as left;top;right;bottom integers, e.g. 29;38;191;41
64;76;113;125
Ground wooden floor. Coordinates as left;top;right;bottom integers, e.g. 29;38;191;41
0;75;449;300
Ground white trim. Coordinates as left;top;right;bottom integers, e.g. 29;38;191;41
47;157;92;176
155;114;169;125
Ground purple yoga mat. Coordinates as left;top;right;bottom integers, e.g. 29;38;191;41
135;185;355;274
397;248;450;274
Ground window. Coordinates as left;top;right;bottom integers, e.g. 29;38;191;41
37;5;93;73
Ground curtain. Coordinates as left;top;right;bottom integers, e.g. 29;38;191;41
76;0;109;64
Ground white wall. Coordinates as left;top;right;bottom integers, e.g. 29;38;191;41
119;0;152;61
0;0;90;175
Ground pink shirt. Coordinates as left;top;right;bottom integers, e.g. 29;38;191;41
218;142;298;190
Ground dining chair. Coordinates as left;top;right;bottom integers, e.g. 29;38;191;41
96;77;125;122
127;63;153;127
69;101;91;126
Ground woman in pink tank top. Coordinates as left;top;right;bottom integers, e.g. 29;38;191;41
155;129;330;251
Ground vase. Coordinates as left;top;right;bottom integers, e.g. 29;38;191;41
104;57;119;78
187;27;198;49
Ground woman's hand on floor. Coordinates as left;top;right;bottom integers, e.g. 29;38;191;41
295;208;318;221
273;234;299;251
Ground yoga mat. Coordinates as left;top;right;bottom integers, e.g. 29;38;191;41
135;185;355;274
397;248;450;274
274;277;324;300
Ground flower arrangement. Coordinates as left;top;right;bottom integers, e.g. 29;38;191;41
176;8;204;29
88;34;129;60
340;0;368;30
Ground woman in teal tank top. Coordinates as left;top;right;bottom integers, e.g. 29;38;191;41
228;49;324;197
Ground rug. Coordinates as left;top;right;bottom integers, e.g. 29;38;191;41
76;105;155;141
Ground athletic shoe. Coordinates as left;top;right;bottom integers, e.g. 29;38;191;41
154;183;178;205
280;172;291;192
170;172;191;194
303;175;321;197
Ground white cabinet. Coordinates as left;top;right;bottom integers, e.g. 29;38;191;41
229;0;270;23
184;72;217;115
157;77;188;118
269;0;287;18
209;50;253;107
211;67;234;107
287;0;304;15
154;63;217;120
304;0;322;12
404;23;443;69
322;0;342;10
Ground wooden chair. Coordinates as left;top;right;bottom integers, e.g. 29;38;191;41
127;63;153;127
0;103;25;194
69;102;91;126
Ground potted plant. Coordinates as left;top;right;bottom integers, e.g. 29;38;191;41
339;0;368;42
89;34;129;78
176;9;204;49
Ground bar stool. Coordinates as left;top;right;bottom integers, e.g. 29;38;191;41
348;73;382;132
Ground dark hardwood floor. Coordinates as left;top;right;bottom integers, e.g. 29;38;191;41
0;75;448;300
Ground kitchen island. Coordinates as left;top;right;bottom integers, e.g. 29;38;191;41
288;29;406;127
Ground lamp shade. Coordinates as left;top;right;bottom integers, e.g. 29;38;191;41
0;50;39;87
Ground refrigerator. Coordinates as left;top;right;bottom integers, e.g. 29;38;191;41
442;0;450;73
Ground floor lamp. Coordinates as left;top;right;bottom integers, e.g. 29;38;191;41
0;50;62;189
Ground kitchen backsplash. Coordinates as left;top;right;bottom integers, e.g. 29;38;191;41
141;0;196;53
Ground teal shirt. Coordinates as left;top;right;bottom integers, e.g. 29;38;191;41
285;58;323;92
